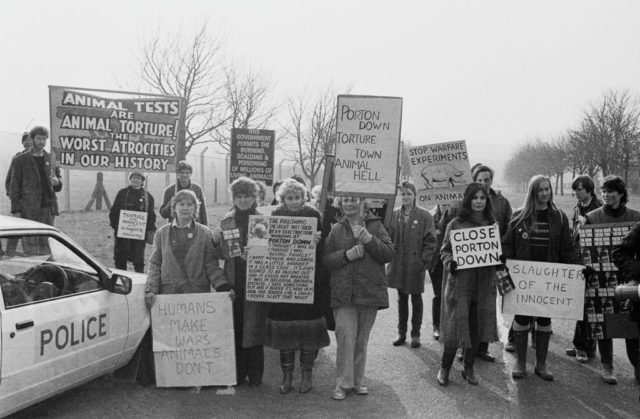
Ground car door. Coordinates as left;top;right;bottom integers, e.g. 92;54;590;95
0;233;129;416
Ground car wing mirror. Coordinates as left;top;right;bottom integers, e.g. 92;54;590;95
104;273;132;295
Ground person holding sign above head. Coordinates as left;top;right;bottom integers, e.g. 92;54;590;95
214;177;269;387
265;179;330;394
387;180;437;348
437;183;499;386
109;172;156;273
502;175;575;381
585;175;640;385
159;160;208;226
323;196;394;400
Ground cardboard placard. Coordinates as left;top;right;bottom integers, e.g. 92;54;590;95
246;215;316;304
151;293;236;387
450;224;501;270
229;128;275;185
49;86;182;172
502;260;585;320
579;222;637;339
408;140;472;205
334;95;402;197
116;210;147;240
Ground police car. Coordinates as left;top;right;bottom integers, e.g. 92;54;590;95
0;216;149;417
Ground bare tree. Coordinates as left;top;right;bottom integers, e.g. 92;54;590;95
283;87;342;187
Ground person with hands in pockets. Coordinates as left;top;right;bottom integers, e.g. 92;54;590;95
323;196;394;401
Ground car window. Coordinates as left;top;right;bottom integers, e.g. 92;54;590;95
0;235;101;309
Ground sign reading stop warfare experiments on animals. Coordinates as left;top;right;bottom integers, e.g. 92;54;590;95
246;215;316;304
334;95;402;197
503;260;585;321
151;293;236;387
450;224;501;269
409;140;472;205
49;86;182;172
230;128;275;185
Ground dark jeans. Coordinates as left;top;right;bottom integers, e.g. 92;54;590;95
397;291;423;337
114;238;145;273
233;286;264;384
572;318;596;355
430;264;443;328
598;338;639;369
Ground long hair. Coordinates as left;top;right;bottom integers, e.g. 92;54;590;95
513;175;555;225
457;183;495;223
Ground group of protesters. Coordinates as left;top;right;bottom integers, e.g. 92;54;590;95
6;128;640;402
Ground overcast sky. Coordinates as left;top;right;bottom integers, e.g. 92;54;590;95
2;0;639;180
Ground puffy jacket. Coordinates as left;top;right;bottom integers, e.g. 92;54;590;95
323;213;394;309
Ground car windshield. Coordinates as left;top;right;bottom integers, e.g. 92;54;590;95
0;234;101;309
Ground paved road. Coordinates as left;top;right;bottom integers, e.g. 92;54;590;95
12;287;640;419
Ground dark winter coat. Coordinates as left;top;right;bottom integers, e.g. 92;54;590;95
9;150;62;217
322;213;394;309
611;222;640;323
146;221;227;294
218;208;269;348
440;216;499;347
387;205;437;294
159;181;208;226
502;206;575;264
586;205;640;225
268;204;330;321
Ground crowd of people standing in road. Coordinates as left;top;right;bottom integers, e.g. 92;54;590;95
5;128;640;403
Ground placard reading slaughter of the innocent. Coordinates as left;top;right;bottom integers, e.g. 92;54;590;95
49;86;182;172
503;260;585;321
151;293;236;387
246;215;316;304
409;140;472;205
334;95;402;196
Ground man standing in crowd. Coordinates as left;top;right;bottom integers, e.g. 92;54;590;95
5;132;32;196
9;126;62;226
565;175;602;363
159;160;208;226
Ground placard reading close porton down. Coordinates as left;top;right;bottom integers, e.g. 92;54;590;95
230;128;275;186
246;215;316;304
334;95;402;197
450;224;501;270
49;86;183;172
151;293;236;387
409;140;472;205
503;260;585;321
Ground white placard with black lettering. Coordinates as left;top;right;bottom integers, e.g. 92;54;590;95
151;293;236;387
116;210;147;240
450;224;501;269
502;260;585;321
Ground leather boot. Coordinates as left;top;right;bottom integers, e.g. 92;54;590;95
299;350;315;393
279;350;295;394
462;344;479;385
437;346;457;386
534;331;554;381
512;330;528;379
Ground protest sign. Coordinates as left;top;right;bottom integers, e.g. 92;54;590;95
49;86;183;172
408;140;472;205
579;222;639;339
334;95;402;197
230;128;275;185
246;215;316;304
116;210;147;240
450;224;501;269
151;293;236;387
502;260;585;320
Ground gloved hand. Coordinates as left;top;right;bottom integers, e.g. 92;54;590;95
499;254;507;265
346;244;365;261
352;225;373;244
216;283;233;292
582;265;596;279
449;260;458;274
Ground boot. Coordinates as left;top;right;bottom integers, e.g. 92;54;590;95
393;334;406;346
437;346;456;386
512;330;528;379
504;325;516;353
534;331;554;381
600;364;617;385
279;350;295;394
299;350;315;393
462;344;479;385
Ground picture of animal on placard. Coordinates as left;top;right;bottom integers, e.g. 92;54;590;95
420;163;467;189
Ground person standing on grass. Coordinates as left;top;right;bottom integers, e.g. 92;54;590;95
387;180;437;348
10;126;62;226
159;160;208;226
564;175;602;363
5;132;32;196
585;175;640;385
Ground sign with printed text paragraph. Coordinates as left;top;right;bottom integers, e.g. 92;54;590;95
334;95;402;197
230;128;275;185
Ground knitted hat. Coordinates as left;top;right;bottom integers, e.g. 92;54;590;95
129;171;145;182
